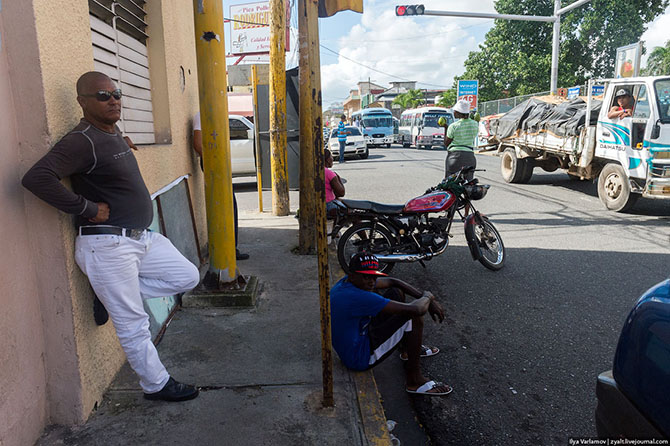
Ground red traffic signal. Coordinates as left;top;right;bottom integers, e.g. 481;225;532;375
395;4;425;16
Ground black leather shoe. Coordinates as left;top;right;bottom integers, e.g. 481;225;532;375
93;295;109;326
144;377;199;402
236;250;250;260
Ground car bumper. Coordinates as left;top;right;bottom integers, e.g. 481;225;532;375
416;136;443;146
595;370;664;439
365;136;393;145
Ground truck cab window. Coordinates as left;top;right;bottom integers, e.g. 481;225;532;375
633;85;650;119
655;80;670;122
229;119;249;140
631;84;647;150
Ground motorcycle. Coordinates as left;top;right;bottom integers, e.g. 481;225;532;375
331;166;505;274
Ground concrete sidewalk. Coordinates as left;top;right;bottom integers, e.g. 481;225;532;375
37;212;390;446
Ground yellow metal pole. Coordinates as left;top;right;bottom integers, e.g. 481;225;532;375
193;0;237;286
298;0;316;254
269;0;290;216
251;64;264;213
306;0;333;407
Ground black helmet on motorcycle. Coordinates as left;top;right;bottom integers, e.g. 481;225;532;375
465;184;490;200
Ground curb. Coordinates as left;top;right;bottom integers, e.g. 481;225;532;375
328;242;391;445
352;370;392;445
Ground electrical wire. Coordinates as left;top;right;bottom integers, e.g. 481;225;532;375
320;45;451;89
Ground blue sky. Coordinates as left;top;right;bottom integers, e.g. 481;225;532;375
223;1;670;109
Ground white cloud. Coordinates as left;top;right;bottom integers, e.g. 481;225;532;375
320;0;496;107
320;2;670;107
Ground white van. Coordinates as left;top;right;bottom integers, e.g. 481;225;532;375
399;107;455;149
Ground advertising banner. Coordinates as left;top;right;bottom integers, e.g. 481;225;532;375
567;86;580;99
230;1;290;55
614;42;642;78
591;85;605;97
457;80;479;111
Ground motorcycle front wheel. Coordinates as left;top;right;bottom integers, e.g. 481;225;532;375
466;218;505;271
337;223;395;274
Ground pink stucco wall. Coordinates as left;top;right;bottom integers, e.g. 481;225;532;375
0;17;49;446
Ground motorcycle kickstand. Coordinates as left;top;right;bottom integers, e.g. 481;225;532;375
418;260;426;268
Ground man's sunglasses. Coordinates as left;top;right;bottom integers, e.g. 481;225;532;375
82;89;123;102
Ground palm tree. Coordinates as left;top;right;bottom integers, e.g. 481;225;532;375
643;40;670;76
392;89;425;109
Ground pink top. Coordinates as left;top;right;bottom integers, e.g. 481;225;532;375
325;168;337;202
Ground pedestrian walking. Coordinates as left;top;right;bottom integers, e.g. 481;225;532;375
337;114;348;163
444;99;478;181
22;71;200;402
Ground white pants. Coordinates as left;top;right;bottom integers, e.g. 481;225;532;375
75;230;200;393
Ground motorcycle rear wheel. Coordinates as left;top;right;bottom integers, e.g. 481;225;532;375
466;218;505;271
337;223;395;274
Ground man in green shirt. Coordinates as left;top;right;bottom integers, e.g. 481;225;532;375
444;100;478;180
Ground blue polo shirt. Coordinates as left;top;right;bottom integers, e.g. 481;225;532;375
337;121;347;142
330;277;390;370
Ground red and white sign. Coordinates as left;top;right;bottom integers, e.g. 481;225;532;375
458;94;478;110
230;1;291;55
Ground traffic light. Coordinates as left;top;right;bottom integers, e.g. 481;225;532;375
395;4;425;16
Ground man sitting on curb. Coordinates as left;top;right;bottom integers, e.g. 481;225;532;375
330;253;453;396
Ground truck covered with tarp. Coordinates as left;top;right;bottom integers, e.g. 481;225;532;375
483;76;670;212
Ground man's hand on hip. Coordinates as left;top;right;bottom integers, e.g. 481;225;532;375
89;202;110;223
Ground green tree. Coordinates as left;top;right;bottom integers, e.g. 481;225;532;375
642;40;670;75
436;89;457;108
459;0;669;102
392;89;425;109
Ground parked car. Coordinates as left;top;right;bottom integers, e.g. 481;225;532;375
328;126;369;159
595;279;670;439
228;115;256;177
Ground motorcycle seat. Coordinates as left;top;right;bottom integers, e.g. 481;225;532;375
340;199;405;214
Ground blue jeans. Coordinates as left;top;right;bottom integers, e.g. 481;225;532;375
338;140;346;163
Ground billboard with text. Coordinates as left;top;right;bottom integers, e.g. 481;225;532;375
230;1;290;55
457;80;479;111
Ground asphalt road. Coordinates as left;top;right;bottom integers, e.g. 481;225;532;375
324;145;670;445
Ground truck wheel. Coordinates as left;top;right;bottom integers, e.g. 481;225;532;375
500;148;529;183
402;143;410;148
359;147;369;159
520;159;534;183
597;163;639;212
386;143;391;148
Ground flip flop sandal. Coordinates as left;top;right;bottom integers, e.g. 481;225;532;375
399;345;440;361
406;380;453;396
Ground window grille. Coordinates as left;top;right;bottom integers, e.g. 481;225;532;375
89;0;155;144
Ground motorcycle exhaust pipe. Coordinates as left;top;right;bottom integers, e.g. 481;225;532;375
375;239;449;263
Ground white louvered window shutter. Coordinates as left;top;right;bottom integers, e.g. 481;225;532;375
89;0;155;144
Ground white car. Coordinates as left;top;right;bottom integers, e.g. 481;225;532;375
328;126;368;160
228;115;256;177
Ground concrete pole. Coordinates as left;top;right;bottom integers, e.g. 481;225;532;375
192;0;238;287
269;0;290;216
550;0;561;95
251;64;264;213
305;0;334;408
298;0;316;254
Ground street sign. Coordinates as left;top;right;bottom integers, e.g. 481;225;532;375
567;86;580;99
457;80;479;111
591;85;605;97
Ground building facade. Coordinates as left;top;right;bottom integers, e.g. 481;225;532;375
0;1;208;445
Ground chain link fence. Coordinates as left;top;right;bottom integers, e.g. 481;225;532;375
479;91;551;117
